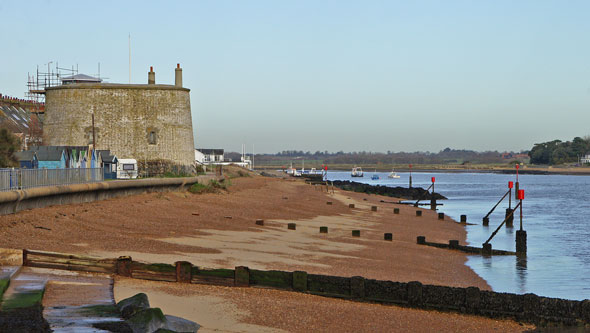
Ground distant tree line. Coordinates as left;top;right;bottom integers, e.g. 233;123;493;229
230;148;527;166
528;136;590;165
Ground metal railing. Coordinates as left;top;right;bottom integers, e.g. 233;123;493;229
0;168;103;191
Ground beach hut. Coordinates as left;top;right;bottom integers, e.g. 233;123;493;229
78;150;87;168
14;150;38;169
98;150;118;179
37;149;66;169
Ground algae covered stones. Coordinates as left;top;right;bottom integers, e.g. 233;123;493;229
116;292;200;332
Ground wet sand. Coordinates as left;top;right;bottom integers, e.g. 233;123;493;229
0;172;531;331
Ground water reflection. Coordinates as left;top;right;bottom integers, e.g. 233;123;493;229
482;255;493;269
516;256;528;294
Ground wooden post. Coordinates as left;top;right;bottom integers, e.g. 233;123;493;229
293;271;308;292
22;249;28;266
116;256;133;277
505;208;514;227
175;261;192;283
351;276;365;299
482;243;492;255
235;266;250;287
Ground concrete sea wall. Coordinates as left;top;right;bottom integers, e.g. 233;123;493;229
0;176;215;215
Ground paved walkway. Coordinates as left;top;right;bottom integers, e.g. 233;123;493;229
2;266;123;332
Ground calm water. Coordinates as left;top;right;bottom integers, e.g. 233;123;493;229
326;170;590;300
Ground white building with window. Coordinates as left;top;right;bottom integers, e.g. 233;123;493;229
195;149;224;164
581;154;590;164
195;148;252;169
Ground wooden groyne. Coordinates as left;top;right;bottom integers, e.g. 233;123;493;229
5;248;589;327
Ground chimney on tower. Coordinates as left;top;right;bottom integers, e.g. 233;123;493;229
148;66;155;84
175;63;182;87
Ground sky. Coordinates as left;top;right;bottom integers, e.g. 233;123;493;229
1;0;589;154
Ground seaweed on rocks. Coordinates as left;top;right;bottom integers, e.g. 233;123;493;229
331;180;447;200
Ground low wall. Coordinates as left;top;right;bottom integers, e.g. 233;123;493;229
15;249;590;327
0;175;217;215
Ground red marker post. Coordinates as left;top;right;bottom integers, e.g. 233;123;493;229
508;181;513;208
430;177;436;210
516;189;527;255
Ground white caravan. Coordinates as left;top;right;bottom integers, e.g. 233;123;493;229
117;159;138;179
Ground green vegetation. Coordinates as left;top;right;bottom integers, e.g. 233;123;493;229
161;171;193;178
0;128;19;168
0;289;44;310
0;279;9;300
188;179;230;194
188;183;208;193
529;136;590;165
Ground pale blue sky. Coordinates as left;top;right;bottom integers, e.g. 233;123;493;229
1;0;589;153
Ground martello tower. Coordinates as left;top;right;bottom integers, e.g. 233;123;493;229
43;64;195;172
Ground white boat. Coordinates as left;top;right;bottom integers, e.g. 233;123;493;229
388;169;401;179
351;166;364;177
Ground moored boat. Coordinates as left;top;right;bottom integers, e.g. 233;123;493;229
351;166;364;177
388;169;401;179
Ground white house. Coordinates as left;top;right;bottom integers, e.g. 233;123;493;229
581;154;590;164
195;148;252;169
195;148;224;165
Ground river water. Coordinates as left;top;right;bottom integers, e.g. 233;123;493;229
326;170;590;300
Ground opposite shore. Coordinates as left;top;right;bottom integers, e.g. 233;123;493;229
257;164;590;176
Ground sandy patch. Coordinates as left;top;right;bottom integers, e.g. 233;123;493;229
115;277;281;333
